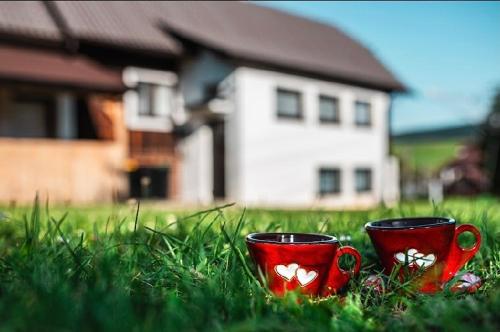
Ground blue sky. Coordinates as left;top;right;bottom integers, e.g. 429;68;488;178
256;1;500;134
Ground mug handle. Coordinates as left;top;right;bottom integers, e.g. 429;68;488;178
442;224;481;283
322;246;361;297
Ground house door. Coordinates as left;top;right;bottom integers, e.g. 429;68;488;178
212;121;225;199
129;167;169;199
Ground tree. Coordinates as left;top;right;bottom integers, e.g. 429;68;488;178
481;89;500;194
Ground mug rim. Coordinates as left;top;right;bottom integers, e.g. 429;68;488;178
246;232;337;244
365;216;455;230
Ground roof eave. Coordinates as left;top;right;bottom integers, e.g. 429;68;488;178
0;75;125;94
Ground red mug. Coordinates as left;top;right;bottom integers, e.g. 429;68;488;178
365;217;481;293
246;233;361;297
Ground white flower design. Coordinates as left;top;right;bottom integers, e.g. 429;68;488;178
394;248;436;269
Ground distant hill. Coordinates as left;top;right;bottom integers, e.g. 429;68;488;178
393;124;481;143
392;124;482;174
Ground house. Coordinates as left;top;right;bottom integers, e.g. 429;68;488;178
439;144;488;196
0;1;405;208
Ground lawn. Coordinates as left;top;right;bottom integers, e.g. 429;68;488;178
0;197;498;331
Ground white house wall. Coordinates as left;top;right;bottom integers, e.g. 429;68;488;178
382;156;400;206
178;52;235;204
180;124;213;204
231;67;395;208
223;73;241;202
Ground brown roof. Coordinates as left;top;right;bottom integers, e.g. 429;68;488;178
0;45;124;92
156;2;406;91
0;1;62;42
52;1;182;55
0;1;405;91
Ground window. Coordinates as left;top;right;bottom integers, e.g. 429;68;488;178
138;83;154;116
277;88;302;119
0;95;55;138
319;95;340;123
355;168;372;192
0;90;101;140
355;101;371;127
319;168;341;195
137;82;173;117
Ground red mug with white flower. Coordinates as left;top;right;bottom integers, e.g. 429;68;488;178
246;233;361;297
365;217;481;293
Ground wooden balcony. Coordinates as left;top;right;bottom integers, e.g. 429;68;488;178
129;131;176;161
127;130;180;199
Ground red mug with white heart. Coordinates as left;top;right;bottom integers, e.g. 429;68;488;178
365;217;481;293
246;233;361;297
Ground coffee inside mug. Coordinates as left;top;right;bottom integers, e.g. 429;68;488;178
366;217;454;229
247;232;337;244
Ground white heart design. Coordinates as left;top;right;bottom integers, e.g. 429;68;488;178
296;268;318;286
394;249;436;269
415;254;436;268
395;252;407;263
407;248;418;256
275;263;299;281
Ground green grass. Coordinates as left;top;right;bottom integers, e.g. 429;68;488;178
392;140;462;174
0;197;499;331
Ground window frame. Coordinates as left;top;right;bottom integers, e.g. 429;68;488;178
318;167;342;196
123;66;178;133
354;100;372;127
318;94;340;124
276;87;303;120
354;168;373;193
